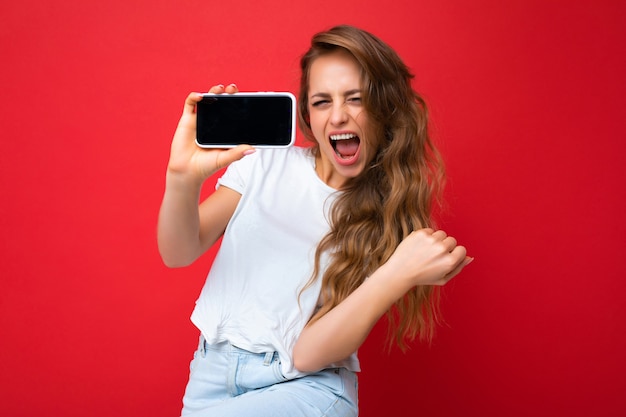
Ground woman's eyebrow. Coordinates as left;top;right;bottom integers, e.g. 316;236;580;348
344;89;362;96
310;89;362;99
310;92;331;99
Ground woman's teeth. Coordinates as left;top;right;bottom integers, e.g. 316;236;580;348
330;133;358;141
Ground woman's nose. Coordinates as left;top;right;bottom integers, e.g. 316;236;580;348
330;104;348;126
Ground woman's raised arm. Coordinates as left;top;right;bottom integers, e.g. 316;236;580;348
157;85;255;267
293;229;472;372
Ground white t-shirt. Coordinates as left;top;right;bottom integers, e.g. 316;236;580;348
190;146;361;379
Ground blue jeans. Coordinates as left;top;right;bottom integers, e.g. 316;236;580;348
180;336;359;417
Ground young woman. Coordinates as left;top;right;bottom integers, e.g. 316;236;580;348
158;25;471;417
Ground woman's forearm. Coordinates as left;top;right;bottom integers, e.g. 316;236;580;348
157;172;205;267
292;263;410;372
157;171;242;268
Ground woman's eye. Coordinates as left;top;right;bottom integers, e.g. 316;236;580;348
311;100;330;107
348;97;362;103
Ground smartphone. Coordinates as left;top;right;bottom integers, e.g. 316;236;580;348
196;92;296;148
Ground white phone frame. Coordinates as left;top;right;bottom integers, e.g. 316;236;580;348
195;92;297;149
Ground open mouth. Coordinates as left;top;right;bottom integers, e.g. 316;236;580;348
330;133;361;159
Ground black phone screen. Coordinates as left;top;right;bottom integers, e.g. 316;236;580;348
196;94;295;148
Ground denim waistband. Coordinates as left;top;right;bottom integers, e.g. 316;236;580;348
198;335;278;366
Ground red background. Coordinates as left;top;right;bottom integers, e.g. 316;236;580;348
1;1;624;416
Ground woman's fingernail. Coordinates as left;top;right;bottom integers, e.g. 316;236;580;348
243;149;256;156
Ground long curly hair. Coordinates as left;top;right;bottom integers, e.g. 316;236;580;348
298;25;446;348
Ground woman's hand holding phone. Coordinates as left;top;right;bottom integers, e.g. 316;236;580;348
167;84;255;184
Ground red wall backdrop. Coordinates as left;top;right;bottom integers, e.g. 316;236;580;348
1;1;624;416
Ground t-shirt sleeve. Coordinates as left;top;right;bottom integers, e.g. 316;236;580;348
216;151;259;194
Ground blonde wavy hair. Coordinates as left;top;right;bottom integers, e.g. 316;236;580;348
298;25;446;349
